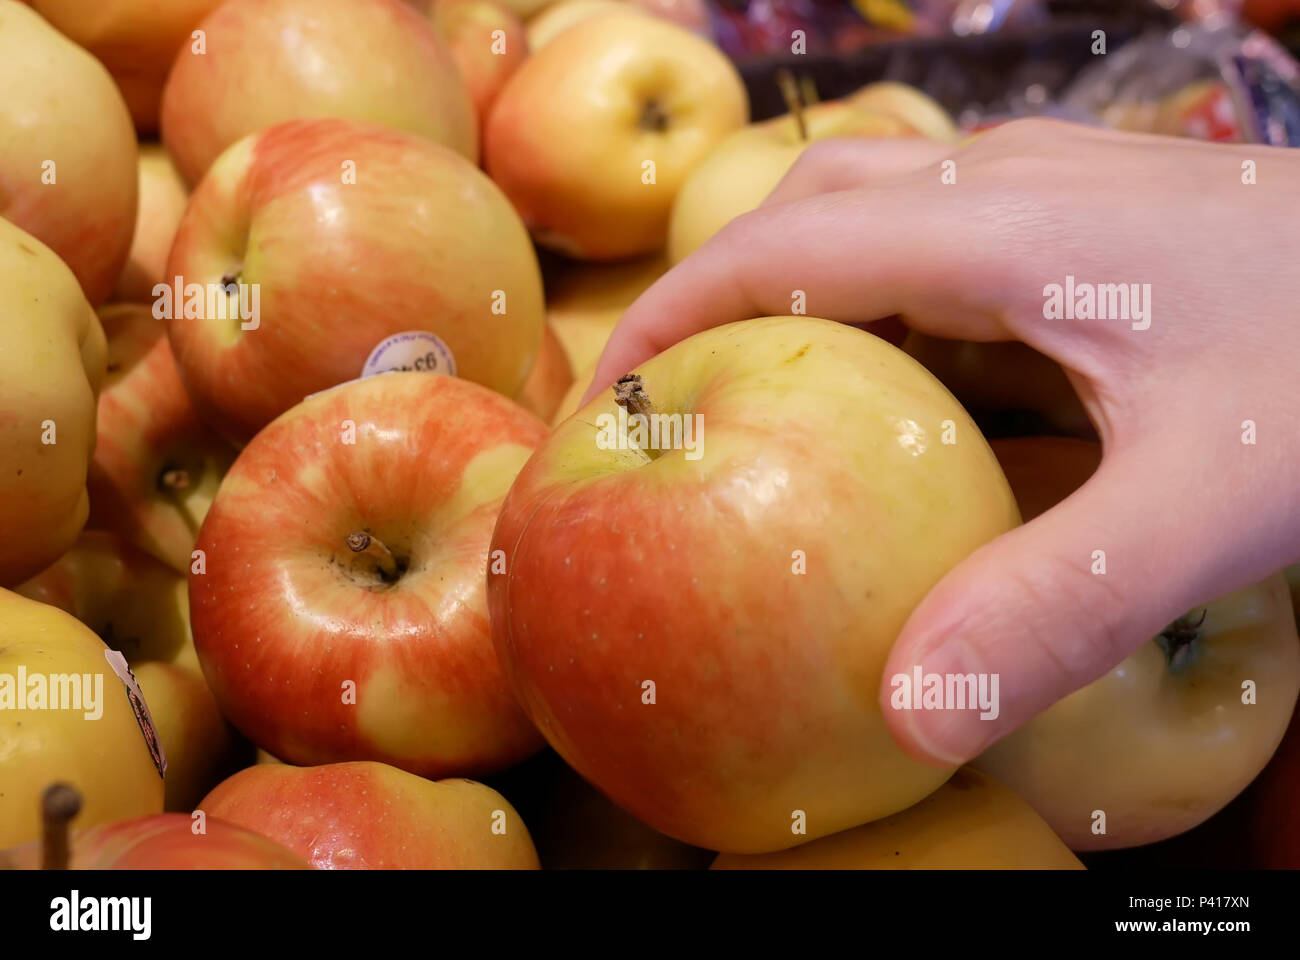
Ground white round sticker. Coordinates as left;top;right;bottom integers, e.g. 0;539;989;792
361;330;457;379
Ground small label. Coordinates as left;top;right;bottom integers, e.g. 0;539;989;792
361;331;457;379
104;649;167;780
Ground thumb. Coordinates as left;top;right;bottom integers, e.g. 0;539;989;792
880;448;1223;766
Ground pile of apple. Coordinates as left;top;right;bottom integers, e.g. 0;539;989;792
2;0;1297;872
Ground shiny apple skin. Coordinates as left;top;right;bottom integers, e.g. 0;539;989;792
190;373;548;778
0;1;137;305
113;144;190;303
89;304;235;574
976;437;1300;851
165;116;544;446
159;0;476;185
713;768;1082;869
200;761;541;869
484;14;748;259
488;315;1021;853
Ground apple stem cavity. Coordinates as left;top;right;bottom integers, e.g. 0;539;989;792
346;531;399;583
160;468;191;491
776;68;808;142
41;783;81;870
1156;607;1208;673
639;99;670;133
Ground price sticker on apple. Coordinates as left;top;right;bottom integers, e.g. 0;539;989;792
103;648;168;780
361;330;457;379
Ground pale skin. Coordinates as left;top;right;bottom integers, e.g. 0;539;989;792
585;118;1300;767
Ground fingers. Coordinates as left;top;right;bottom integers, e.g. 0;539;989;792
761;137;952;208
879;443;1233;766
583;183;1004;404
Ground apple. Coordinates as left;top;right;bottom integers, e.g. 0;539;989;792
974;437;1300;850
0;804;307;870
159;0;476;185
515;325;574;422
668;100;920;264
551;364;592;426
429;0;529;125
200;761;541;869
847;82;958;142
713;768;1082;869
112;144;189;304
190;373;547;778
545;253;668;374
485;13;748;259
629;0;711;34
902;332;1095;440
488;315;1019;853
88;304;235;574
0;220;107;586
525;0;641;49
28;0;223;134
17;531;242;812
1241;699;1300;868
0;589;164;848
0;0;137;305
165;117;545;446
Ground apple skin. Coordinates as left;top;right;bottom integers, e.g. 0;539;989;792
975;437;1300;851
525;0;641;49
159;0;476;185
112;145;189;304
0;220;107;587
515;325;574;422
713;768;1082;869
200;761;541;869
88;304;235;574
29;0;223;134
668;102;919;263
430;0;529;125
0;589;164;848
485;13;748;260
190;373;547;778
488;315;1020;853
847;82;958;142
165;117;545;446
0;813;308;870
17;531;243;812
545;253;668;374
0;0;137;305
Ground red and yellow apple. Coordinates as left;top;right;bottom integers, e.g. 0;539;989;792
0;0;137;305
0;589;164;848
667;101;920;263
429;0;528;125
488;315;1019;852
713;768;1082;869
485;13;748;259
17;531;240;811
159;0;476;185
515;325;574;422
88;304;235;574
112;144;189;304
0;219;107;586
165;117;545;446
974;437;1300;850
0;811;307;870
190;373;547;777
525;0;640;49
28;0;223;134
200;761;541;869
545;253;668;374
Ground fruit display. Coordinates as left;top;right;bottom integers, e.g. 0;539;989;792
2;0;1299;899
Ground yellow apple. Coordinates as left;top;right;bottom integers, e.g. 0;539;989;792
0;0;137;305
111;144;189;304
17;532;241;811
545;253;668;373
525;0;640;49
0;589;164;848
551;364;592;426
485;13;748;259
712;768;1083;869
847;82;958;142
667;101;917;263
515;325;574;422
0;219;107;586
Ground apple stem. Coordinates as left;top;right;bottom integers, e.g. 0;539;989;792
41;783;81;870
776;69;808;142
346;531;399;582
639;99;670;133
613;374;663;461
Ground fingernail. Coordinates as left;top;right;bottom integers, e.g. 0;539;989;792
889;636;1003;766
